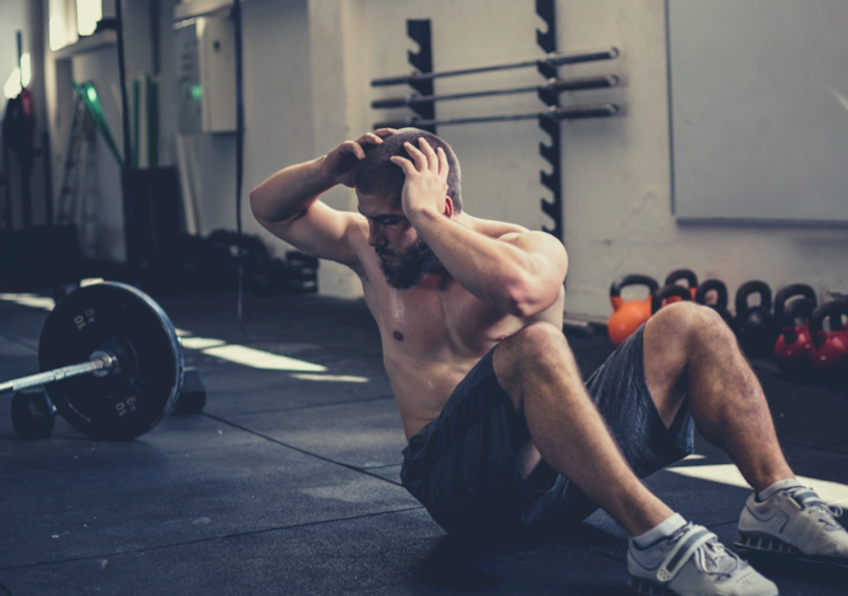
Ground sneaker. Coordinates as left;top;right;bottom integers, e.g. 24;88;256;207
737;485;848;567
628;522;778;596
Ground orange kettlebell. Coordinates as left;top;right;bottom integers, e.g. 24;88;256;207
609;275;659;346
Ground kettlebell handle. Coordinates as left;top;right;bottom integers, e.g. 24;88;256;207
808;300;848;345
695;279;729;309
773;284;816;324
665;269;698;290
735;281;772;317
652;284;693;314
781;298;816;344
610;275;660;299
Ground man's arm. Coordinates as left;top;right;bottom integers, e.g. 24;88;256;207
249;130;395;269
391;138;568;317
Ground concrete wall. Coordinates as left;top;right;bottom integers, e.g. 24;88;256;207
34;0;848;317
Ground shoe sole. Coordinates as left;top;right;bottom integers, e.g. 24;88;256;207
628;576;671;596
736;533;848;569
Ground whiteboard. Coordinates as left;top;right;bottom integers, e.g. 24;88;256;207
668;0;848;223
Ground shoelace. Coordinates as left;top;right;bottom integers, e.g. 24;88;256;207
787;486;845;530
691;538;743;580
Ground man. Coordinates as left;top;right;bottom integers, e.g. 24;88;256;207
250;128;847;596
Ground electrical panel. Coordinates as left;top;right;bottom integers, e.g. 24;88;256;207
174;15;235;134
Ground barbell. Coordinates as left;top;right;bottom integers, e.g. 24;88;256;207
370;46;619;87
1;281;184;440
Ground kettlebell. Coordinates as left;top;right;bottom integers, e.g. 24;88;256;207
773;283;817;326
695;279;732;325
808;300;848;383
664;269;699;303
733;281;776;358
773;298;816;379
608;274;659;346
651;284;693;314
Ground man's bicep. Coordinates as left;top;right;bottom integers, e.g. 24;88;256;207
256;201;363;269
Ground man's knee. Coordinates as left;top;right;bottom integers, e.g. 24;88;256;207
493;322;572;405
649;301;734;351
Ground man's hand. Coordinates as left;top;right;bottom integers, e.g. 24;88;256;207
390;138;449;218
320;129;396;188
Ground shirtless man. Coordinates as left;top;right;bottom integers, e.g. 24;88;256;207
250;128;848;596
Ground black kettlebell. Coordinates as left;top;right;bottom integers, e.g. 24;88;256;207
773;284;817;326
733;281;776;358
651;284;693;314
695;279;733;325
665;269;699;300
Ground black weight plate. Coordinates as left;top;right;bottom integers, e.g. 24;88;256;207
38;282;184;440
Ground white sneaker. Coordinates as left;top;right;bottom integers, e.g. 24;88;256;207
628;523;778;596
737;485;848;567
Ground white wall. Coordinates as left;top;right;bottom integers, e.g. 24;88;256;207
319;0;848;314
164;0;315;240
556;0;848;317
37;0;848;314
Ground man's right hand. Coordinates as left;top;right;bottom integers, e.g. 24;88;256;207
321;129;397;187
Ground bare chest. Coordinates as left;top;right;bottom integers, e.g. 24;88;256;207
365;275;517;360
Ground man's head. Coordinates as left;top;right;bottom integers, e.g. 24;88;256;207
355;129;461;289
354;128;462;211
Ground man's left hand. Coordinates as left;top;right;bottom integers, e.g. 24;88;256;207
390;137;450;220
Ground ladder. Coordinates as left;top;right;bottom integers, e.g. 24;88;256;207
56;94;99;254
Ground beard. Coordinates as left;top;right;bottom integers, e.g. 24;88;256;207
375;239;440;289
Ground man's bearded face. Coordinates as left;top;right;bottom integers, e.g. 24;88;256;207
375;239;439;289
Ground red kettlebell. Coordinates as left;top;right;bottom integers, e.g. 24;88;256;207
664;269;698;304
773;298;816;379
695;279;732;325
609;275;659;347
652;284;693;314
808;300;848;383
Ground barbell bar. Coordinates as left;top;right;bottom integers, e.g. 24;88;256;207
373;102;619;130
371;74;619;109
370;46;619;87
0;351;116;395
3;281;184;440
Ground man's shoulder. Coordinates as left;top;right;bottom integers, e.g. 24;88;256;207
468;215;529;239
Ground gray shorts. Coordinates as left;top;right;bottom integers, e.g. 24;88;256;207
400;324;695;537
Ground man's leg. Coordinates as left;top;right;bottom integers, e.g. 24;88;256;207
643;302;848;568
492;321;674;537
642;301;794;492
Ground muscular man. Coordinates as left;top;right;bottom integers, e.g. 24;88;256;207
250;128;847;596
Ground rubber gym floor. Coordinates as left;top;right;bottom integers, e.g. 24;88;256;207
1;289;847;596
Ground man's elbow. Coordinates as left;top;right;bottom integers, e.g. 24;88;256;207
248;186;266;221
504;280;560;319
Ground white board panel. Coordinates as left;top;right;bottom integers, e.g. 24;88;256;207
668;0;848;222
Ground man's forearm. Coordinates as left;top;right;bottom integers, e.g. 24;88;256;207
249;156;333;222
409;209;559;316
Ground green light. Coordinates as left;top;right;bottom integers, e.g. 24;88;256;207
86;86;97;102
191;85;202;100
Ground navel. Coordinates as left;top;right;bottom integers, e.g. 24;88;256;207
393;330;404;341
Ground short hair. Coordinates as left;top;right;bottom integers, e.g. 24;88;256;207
354;128;462;212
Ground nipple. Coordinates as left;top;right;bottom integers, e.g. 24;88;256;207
393;330;404;341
